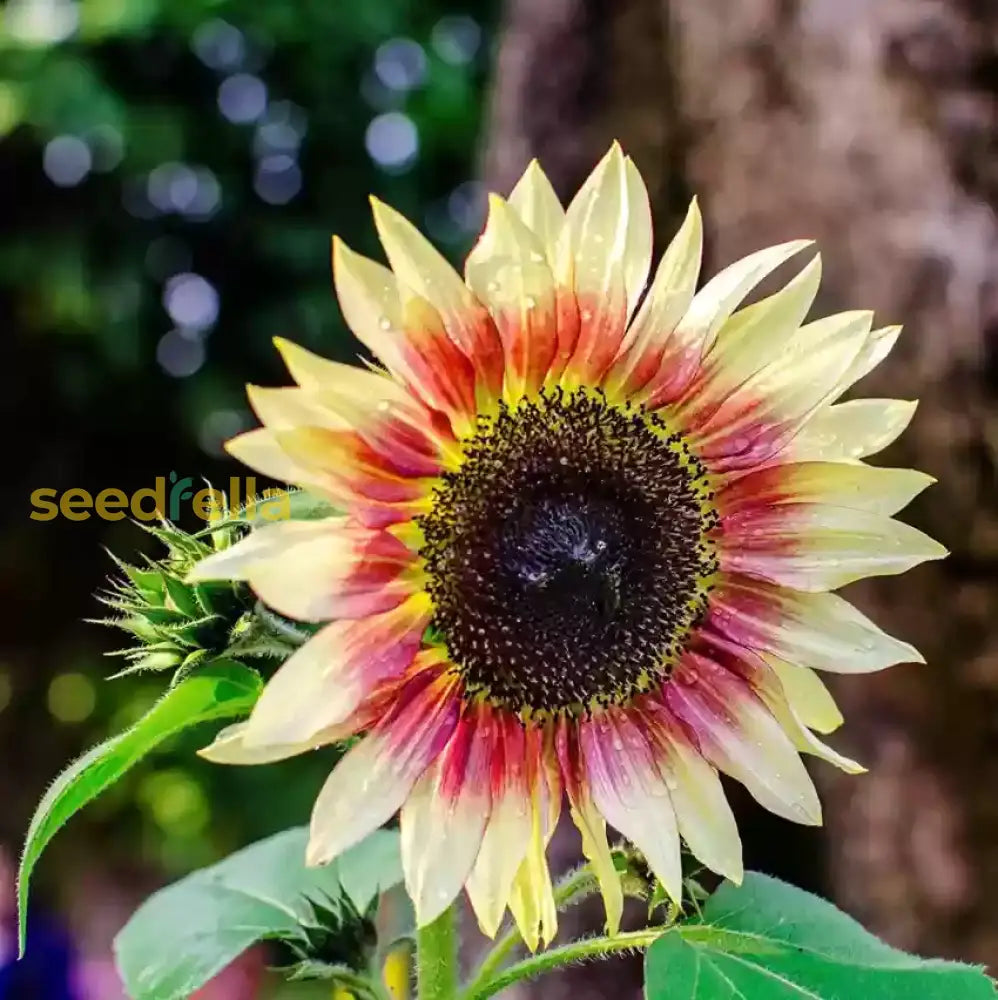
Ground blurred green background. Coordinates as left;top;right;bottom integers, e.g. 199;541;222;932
1;0;496;994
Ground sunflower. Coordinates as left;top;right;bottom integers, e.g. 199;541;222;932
189;144;945;950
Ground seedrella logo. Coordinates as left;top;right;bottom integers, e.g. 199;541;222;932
30;473;291;522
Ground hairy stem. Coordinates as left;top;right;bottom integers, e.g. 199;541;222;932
417;906;460;1000
461;928;666;1000
466;863;649;995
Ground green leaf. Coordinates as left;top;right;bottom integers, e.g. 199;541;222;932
113;826;403;1000
646;873;996;1000
17;660;261;956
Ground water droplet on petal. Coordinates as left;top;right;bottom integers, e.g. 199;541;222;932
379;316;392;330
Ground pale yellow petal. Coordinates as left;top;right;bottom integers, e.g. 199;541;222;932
694;312;873;460
308;681;457;866
767;657;843;734
370;196;480;323
186;518;343;582
273;337;408;401
669;669;821;825
698;253;822;396
840;323;902;391
246;385;347;431
568;795;623;935
507;159;565;261
723;506;948;592
369;198;504;402
507;776;559;951
582;715;683;903
656;731;743;884
720;462;935;517
757;680;865;775
224;428;331;493
788;399;918;463
674;239;813;362
332;237;476;427
712;579;925;674
465;788;532;938
465;193;557;399
400;759;490;927
622;156;653;319
560;142;629;301
604;197;702;397
239;595;429;748
198;721;344;764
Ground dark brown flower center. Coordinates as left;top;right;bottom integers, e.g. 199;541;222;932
419;388;717;715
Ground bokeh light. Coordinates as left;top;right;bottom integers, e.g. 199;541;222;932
217;73;267;124
162;272;219;331
253;153;301;205
431;14;481;65
374;38;427;92
365;111;419;172
43;135;91;187
47;672;97;724
156;330;206;377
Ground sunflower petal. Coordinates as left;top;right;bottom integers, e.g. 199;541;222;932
688;254;823;416
567;793;623;935
604;197;703;400
507;730;561;950
274;426;433;505
645;239;813;406
709;577;924;673
466;194;558;400
238;594;431;749
787;399;918;463
560;143;631;384
224;428;333;495
401;710;492;926
581;709;683;903
666;655;821;825
332;238;478;428
839;323;902;392
465;718;532;938
507;159;565;262
274;338;403;398
642;705;743;884
718;462;935;517
307;666;459;866
247;384;348;431
198;721;351;765
767;656;843;734
187;518;420;620
720;504;948;591
692;311;873;469
370;197;505;404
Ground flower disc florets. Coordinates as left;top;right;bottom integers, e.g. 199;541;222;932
419;388;718;714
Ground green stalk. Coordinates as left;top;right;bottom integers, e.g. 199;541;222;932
460;928;666;1000
417;905;460;1000
465;862;649;996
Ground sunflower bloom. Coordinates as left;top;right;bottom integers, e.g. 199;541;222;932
190;144;945;949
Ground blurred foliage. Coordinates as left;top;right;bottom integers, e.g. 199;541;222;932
0;0;496;907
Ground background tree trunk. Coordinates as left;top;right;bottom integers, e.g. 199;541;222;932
481;0;998;989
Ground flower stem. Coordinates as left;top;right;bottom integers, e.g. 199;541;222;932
465;862;649;996
467;865;599;990
417;905;459;1000
460;928;666;1000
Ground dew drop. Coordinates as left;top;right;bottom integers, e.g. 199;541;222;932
379;316;392;330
